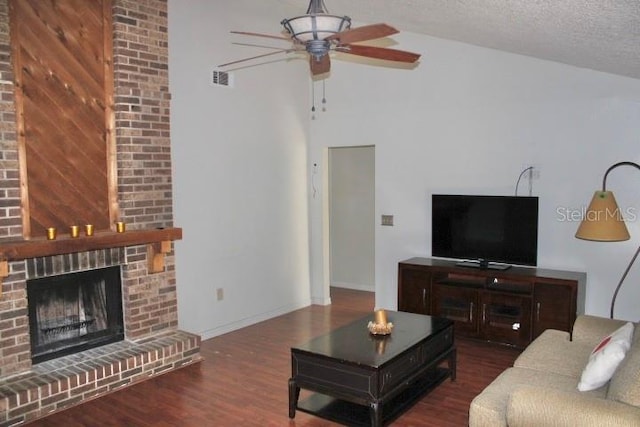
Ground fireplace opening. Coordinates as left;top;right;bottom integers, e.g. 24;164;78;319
27;266;124;364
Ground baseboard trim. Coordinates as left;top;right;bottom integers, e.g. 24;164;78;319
331;282;375;292
198;299;311;341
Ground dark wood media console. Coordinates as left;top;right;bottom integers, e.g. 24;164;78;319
398;257;586;348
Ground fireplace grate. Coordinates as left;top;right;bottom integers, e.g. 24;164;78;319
41;316;97;336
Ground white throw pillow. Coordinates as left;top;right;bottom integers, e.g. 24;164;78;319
577;322;634;391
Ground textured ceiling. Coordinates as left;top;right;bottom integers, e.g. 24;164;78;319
276;0;640;80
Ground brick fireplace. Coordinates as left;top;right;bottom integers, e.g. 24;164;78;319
0;1;201;425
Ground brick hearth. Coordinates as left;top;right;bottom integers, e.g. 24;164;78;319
0;1;201;425
0;331;200;426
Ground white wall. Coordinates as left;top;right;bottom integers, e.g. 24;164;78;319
329;146;375;291
169;0;313;338
170;2;640;340
309;31;640;321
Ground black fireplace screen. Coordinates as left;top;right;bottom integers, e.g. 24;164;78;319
27;266;124;363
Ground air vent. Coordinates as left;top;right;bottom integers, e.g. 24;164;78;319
212;70;233;88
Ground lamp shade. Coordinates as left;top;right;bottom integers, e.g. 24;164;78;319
575;191;630;241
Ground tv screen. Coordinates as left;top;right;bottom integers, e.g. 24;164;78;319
431;194;539;268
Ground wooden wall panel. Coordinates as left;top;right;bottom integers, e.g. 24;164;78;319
10;0;114;238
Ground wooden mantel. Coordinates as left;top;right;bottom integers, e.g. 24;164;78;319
0;227;182;296
0;227;182;261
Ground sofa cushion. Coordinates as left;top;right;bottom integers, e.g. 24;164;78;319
577;322;634;391
514;329;592;378
508;386;640;427
608;329;640;408
469;367;606;427
571;315;629;347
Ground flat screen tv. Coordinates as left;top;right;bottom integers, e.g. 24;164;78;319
431;194;539;269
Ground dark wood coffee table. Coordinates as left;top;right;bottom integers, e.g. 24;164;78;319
288;311;455;426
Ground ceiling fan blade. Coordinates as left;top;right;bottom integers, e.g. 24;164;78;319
327;23;398;44
218;49;295;67
232;42;292;51
230;31;291;41
310;54;331;75
336;45;420;63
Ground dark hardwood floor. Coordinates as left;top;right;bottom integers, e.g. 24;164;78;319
31;287;520;426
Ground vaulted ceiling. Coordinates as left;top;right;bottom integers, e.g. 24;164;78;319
276;0;640;80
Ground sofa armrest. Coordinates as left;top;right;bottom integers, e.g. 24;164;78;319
507;386;640;427
571;315;628;347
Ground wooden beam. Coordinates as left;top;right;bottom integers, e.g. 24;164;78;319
0;227;182;261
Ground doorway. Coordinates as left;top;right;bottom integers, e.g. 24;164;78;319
328;146;375;292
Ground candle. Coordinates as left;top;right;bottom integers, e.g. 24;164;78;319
46;227;57;240
374;309;388;325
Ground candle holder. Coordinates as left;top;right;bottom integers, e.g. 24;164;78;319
85;224;94;236
70;225;80;238
116;221;126;233
46;227;57;240
368;309;393;335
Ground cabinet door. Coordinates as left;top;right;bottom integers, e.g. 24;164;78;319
398;267;431;314
533;282;574;339
432;284;479;336
480;291;532;348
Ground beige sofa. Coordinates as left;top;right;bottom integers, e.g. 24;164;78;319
469;315;640;426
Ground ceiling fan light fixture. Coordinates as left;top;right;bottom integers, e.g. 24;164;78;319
281;15;351;42
281;0;350;43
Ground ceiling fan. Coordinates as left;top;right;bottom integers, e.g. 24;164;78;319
218;0;421;76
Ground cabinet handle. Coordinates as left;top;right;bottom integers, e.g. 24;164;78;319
536;302;541;321
482;303;487;324
469;302;474;322
422;288;427;308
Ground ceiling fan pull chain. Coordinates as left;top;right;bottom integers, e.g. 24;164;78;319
311;80;316;120
322;80;327;112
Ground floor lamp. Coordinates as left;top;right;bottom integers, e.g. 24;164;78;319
575;161;640;319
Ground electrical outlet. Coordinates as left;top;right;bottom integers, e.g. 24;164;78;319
216;288;224;301
381;215;394;226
